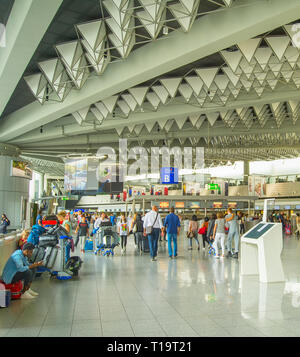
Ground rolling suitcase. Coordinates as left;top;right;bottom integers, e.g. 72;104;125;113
0;290;11;308
44;246;58;269
141;236;150;253
31;246;45;263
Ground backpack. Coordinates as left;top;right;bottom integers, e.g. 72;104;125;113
135;219;144;232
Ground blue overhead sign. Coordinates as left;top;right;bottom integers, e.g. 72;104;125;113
160;167;178;184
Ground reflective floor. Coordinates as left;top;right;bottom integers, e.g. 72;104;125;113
1;233;300;337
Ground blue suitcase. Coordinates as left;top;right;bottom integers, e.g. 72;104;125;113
84;239;94;251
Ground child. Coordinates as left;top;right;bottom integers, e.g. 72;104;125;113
118;214;128;255
75;215;89;253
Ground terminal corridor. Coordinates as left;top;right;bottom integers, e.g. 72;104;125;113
1;233;300;337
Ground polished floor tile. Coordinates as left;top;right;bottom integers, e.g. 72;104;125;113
2;233;300;337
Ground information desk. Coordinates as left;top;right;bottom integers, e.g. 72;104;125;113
241;223;284;283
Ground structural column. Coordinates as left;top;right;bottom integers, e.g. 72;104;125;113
0;144;31;229
244;160;250;185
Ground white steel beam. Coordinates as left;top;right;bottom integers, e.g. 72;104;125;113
1;0;300;141
9;85;300;145
0;0;63;116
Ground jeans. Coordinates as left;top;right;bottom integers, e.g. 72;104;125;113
188;232;200;247
120;235;127;249
148;228;160;258
135;232;143;251
65;242;71;262
227;229;240;253
11;269;36;291
213;233;226;256
167;233;177;257
79;236;87;251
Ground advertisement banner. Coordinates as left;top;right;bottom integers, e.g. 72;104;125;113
11;160;32;180
248;175;266;197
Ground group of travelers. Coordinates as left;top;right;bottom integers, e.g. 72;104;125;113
182;208;240;259
0;205;269;302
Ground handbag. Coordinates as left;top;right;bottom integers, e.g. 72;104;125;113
187;231;195;238
198;226;207;235
133;223;137;233
145;212;159;235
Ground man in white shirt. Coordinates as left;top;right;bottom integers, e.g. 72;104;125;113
143;206;163;261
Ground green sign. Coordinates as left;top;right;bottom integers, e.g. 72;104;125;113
208;183;220;190
62;197;69;200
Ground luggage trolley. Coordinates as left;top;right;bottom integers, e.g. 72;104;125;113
94;222;120;257
31;225;83;280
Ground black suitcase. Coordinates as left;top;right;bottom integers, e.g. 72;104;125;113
141;236;150;253
39;235;58;248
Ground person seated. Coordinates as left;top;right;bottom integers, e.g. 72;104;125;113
18;229;30;250
27;224;47;246
1;243;43;299
0;213;10;234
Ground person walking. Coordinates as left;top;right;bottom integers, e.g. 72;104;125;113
58;211;73;261
207;213;217;243
237;211;245;235
118;214;129;255
143;206;163;261
199;217;209;251
132;213;144;254
213;212;226;258
36;209;43;226
295;213;300;238
164;207;181;259
187;215;200;250
225;208;239;259
75;215;89;254
130;213;138;248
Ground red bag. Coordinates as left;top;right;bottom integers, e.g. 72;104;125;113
198;227;207;235
2;280;23;300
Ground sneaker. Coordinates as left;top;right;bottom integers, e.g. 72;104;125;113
188;247;192;250
21;291;36;299
28;288;39;296
227;251;232;258
174;255;177;258
232;252;238;259
169;256;173;259
153;257;157;261
215;255;220;259
202;247;205;251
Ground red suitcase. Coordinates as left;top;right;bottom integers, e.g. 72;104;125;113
2;280;23;300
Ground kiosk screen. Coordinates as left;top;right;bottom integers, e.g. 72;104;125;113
244;223;275;239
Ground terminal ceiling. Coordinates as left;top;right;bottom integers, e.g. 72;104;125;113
2;0;300;175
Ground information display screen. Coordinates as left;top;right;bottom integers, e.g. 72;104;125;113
175;202;185;208
189;202;201;209
213;202;223;209
160;167;178;184
228;202;237;209
159;202;169;208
